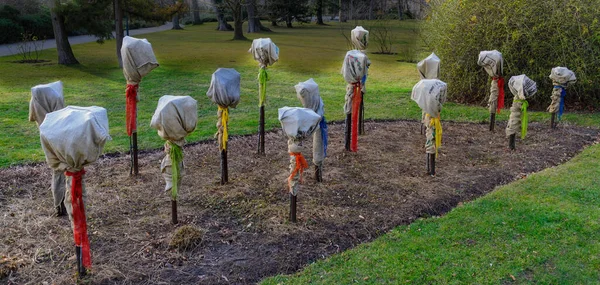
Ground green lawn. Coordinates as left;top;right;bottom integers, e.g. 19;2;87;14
262;137;600;284
1;20;599;167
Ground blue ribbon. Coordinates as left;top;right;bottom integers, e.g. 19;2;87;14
554;86;566;121
361;74;367;86
320;116;328;157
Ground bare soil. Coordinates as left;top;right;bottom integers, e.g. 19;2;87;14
1;120;598;284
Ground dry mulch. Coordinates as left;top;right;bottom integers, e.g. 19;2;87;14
1;120;598;284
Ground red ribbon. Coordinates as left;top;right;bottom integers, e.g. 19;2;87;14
126;84;139;136
288;152;309;192
350;83;362;152
65;169;91;269
494;77;505;114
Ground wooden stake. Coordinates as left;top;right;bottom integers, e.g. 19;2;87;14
489;113;496;132
509;134;516;150
220;149;228;185
551;113;557;129
258;106;265;155
131;132;139;176
75;246;85;277
315;165;322;182
420;124;424;135
171;200;178;224
429;154;435;176
426;154;430;174
344;113;351;151
359;98;365;135
289;194;297;223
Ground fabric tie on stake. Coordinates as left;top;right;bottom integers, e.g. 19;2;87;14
125;84;139;136
493;76;505;114
514;99;529;139
258;67;268;107
218;106;229;150
558;86;566;120
121;36;158;174
39;106;111;273
411;79;448;155
428;115;443;157
150;95;198;201
207;68;241;155
167;142;183;200
29;81;66;212
341;50;368;151
506;74;537;140
478;50;504;114
278;107;321;195
288;152;309;191
295;78;328;168
65;169;91;268
547;67;576;121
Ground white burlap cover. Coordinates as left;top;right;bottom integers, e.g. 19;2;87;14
150;95;198;145
477;50;503;78
549;67;576;86
509;75;537;100
342;50;368;84
278;107;321;140
295;78;323;115
411;79;448;117
29;81;65;126
417;53;440;79
295;78;326;166
249;38;279;68
121;36;159;85
206;68;241;108
351;26;369;51
39;106;111;172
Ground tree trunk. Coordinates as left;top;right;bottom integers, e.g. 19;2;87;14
232;3;246;40
191;0;202;24
286;14;292;28
339;0;346;22
397;0;403;20
368;0;374;20
271;20;277;26
172;14;183;29
349;0;353;21
316;0;324;25
114;0;124;68
48;0;78;65
247;0;260;33
216;6;231;30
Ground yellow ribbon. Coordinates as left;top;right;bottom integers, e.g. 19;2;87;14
218;106;229;151
428;114;443;157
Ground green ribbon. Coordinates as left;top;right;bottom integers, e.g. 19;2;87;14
515;99;529;139
168;141;183;201
258;67;268;107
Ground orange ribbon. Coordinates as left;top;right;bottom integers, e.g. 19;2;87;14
350;82;362;152
288;152;308;192
65;169;91;269
126;84;138;136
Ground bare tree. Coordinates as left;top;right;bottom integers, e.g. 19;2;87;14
190;0;202;24
247;0;271;32
315;0;325;25
114;0;124;67
222;0;246;40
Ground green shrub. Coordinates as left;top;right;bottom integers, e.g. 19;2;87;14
201;17;217;22
19;13;53;40
0;18;24;44
422;0;600;109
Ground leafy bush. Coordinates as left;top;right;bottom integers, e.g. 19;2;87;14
19;12;53;40
422;0;600;109
0;18;24;43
